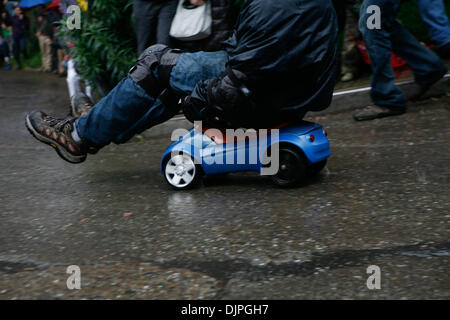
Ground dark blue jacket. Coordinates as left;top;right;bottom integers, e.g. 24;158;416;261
225;0;338;112
187;0;339;127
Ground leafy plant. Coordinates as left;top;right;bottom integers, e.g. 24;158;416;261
59;0;136;94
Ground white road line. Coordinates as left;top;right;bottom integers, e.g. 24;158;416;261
333;73;450;96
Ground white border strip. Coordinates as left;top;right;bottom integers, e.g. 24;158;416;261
333;73;450;96
169;73;450;121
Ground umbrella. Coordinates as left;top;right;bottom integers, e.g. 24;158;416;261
18;0;51;9
47;0;60;10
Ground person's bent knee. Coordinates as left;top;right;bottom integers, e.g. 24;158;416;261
129;44;183;101
138;44;168;61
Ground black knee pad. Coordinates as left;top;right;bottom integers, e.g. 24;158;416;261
128;44;182;98
129;44;168;97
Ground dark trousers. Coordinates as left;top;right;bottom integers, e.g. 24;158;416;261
0;40;9;59
13;37;27;68
133;0;178;55
359;0;446;109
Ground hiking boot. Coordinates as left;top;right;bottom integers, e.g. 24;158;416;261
406;67;448;102
25;110;87;163
353;105;405;121
71;92;94;117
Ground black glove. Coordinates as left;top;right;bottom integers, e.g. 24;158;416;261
182;66;254;128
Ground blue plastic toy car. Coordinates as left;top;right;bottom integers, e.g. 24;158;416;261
161;121;331;189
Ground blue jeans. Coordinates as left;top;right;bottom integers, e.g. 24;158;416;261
359;0;447;109
416;0;450;48
76;51;228;148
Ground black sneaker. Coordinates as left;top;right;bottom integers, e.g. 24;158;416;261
71;92;94;117
435;42;450;60
353;105;405;121
25;110;87;163
406;67;448;102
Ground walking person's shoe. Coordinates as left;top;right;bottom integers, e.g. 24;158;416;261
353;105;406;121
25;110;87;163
435;42;450;60
406;67;448;102
71;92;94;117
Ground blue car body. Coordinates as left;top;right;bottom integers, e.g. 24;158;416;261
161;121;331;176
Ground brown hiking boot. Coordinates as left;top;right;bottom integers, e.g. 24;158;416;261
25;110;87;163
353;105;405;121
71;92;94;117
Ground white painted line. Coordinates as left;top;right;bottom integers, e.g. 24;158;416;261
170;116;187;121
169;73;450;121
333;73;450;96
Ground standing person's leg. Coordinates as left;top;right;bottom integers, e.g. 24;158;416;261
66;59;82;98
38;35;49;72
20;37;27;59
38;35;46;71
6;36;13;58
357;0;406;112
416;0;450;51
13;37;22;68
156;0;178;46
0;40;9;63
84;81;93;101
57;48;65;74
43;36;53;72
389;20;447;96
134;0;158;55
51;41;58;71
354;0;447;121
341;4;365;81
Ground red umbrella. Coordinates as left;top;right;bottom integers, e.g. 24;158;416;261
47;0;60;9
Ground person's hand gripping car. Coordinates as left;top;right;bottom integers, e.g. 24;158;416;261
182;66;254;128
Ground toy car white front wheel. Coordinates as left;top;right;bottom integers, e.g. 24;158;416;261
164;153;201;190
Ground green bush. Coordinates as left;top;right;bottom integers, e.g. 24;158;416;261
59;0;136;94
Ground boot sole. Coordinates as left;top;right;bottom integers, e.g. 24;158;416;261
25;115;87;164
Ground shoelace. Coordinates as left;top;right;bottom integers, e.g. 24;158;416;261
81;102;93;110
44;115;73;132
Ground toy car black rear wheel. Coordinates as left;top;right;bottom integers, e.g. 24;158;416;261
270;146;307;188
308;159;328;176
163;153;202;190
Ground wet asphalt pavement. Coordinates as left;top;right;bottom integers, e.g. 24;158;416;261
0;70;449;299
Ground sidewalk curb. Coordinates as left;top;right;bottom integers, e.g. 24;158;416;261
141;74;449;139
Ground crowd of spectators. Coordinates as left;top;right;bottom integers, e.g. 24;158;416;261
133;0;449;82
1;0;449;111
0;0;67;74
